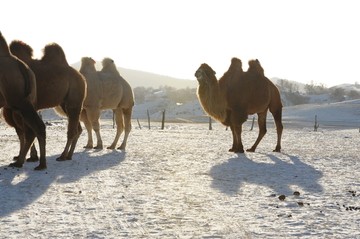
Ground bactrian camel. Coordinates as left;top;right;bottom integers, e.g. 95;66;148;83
195;57;283;153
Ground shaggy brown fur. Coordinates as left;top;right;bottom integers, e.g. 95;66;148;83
80;57;134;150
0;32;46;170
9;40;86;162
195;57;283;153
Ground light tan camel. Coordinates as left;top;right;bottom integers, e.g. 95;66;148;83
9;40;86;163
0;32;46;170
195;57;283;153
79;57;134;150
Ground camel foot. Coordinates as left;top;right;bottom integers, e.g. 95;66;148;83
246;148;256;152
9;162;23;168
117;146;125;150
56;157;72;162
83;145;93;149
107;146;116;150
34;164;47;171
235;150;244;153
27;155;39;162
273;149;281;152
228;148;235;152
94;145;103;150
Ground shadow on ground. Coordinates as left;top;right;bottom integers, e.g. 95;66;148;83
0;150;125;217
210;153;323;196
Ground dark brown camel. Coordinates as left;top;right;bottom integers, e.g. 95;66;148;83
9;40;86;164
0;32;46;170
195;57;283;153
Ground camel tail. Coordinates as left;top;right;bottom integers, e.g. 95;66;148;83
248;59;264;76
16;59;34;100
41;43;69;66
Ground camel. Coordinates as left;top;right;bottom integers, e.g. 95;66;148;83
195;57;283;153
9;40;86;164
79;57;134;150
0;32;46;170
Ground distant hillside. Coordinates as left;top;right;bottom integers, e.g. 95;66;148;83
71;62;198;89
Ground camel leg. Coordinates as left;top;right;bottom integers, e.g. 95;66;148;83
66;122;82;159
229;125;237;152
21;105;46;170
118;107;133;150
56;106;81;161
229;110;246;153
81;110;94;148
2;108;25;161
271;109;283;152
9;102;46;170
108;108;124;149
86;109;102;149
247;111;267;152
231;124;244;153
28;144;39;162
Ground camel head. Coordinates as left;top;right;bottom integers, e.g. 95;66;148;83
9;40;34;62
195;63;217;86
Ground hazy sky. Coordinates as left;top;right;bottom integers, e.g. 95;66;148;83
2;0;359;87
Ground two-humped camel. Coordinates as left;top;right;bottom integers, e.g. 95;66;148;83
195;58;283;153
79;57;134;150
9;40;86;166
0;32;46;170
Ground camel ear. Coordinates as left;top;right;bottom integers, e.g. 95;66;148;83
213;70;216;75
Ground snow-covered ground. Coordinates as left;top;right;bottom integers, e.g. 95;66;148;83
1;102;360;238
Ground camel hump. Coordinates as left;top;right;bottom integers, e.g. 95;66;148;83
228;57;243;73
247;59;264;76
9;40;34;61
0;32;11;56
101;57;119;74
41;43;69;66
81;57;96;65
80;57;96;70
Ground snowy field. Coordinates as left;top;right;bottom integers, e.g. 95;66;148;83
1;107;360;238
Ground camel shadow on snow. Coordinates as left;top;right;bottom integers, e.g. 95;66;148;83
210;153;323;196
0;150;125;217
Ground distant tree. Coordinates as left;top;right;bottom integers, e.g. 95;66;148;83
304;81;328;95
348;90;360;99
283;92;309;105
330;87;346;101
133;86;154;104
355;81;360;89
277;79;299;93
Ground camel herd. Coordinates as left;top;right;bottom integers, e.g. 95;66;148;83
0;32;283;171
0;32;134;170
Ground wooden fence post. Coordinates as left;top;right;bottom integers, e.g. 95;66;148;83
147;109;151;129
250;116;255;131
112;111;115;129
314;115;319;131
209;117;212;130
161;110;166;130
137;118;142;129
